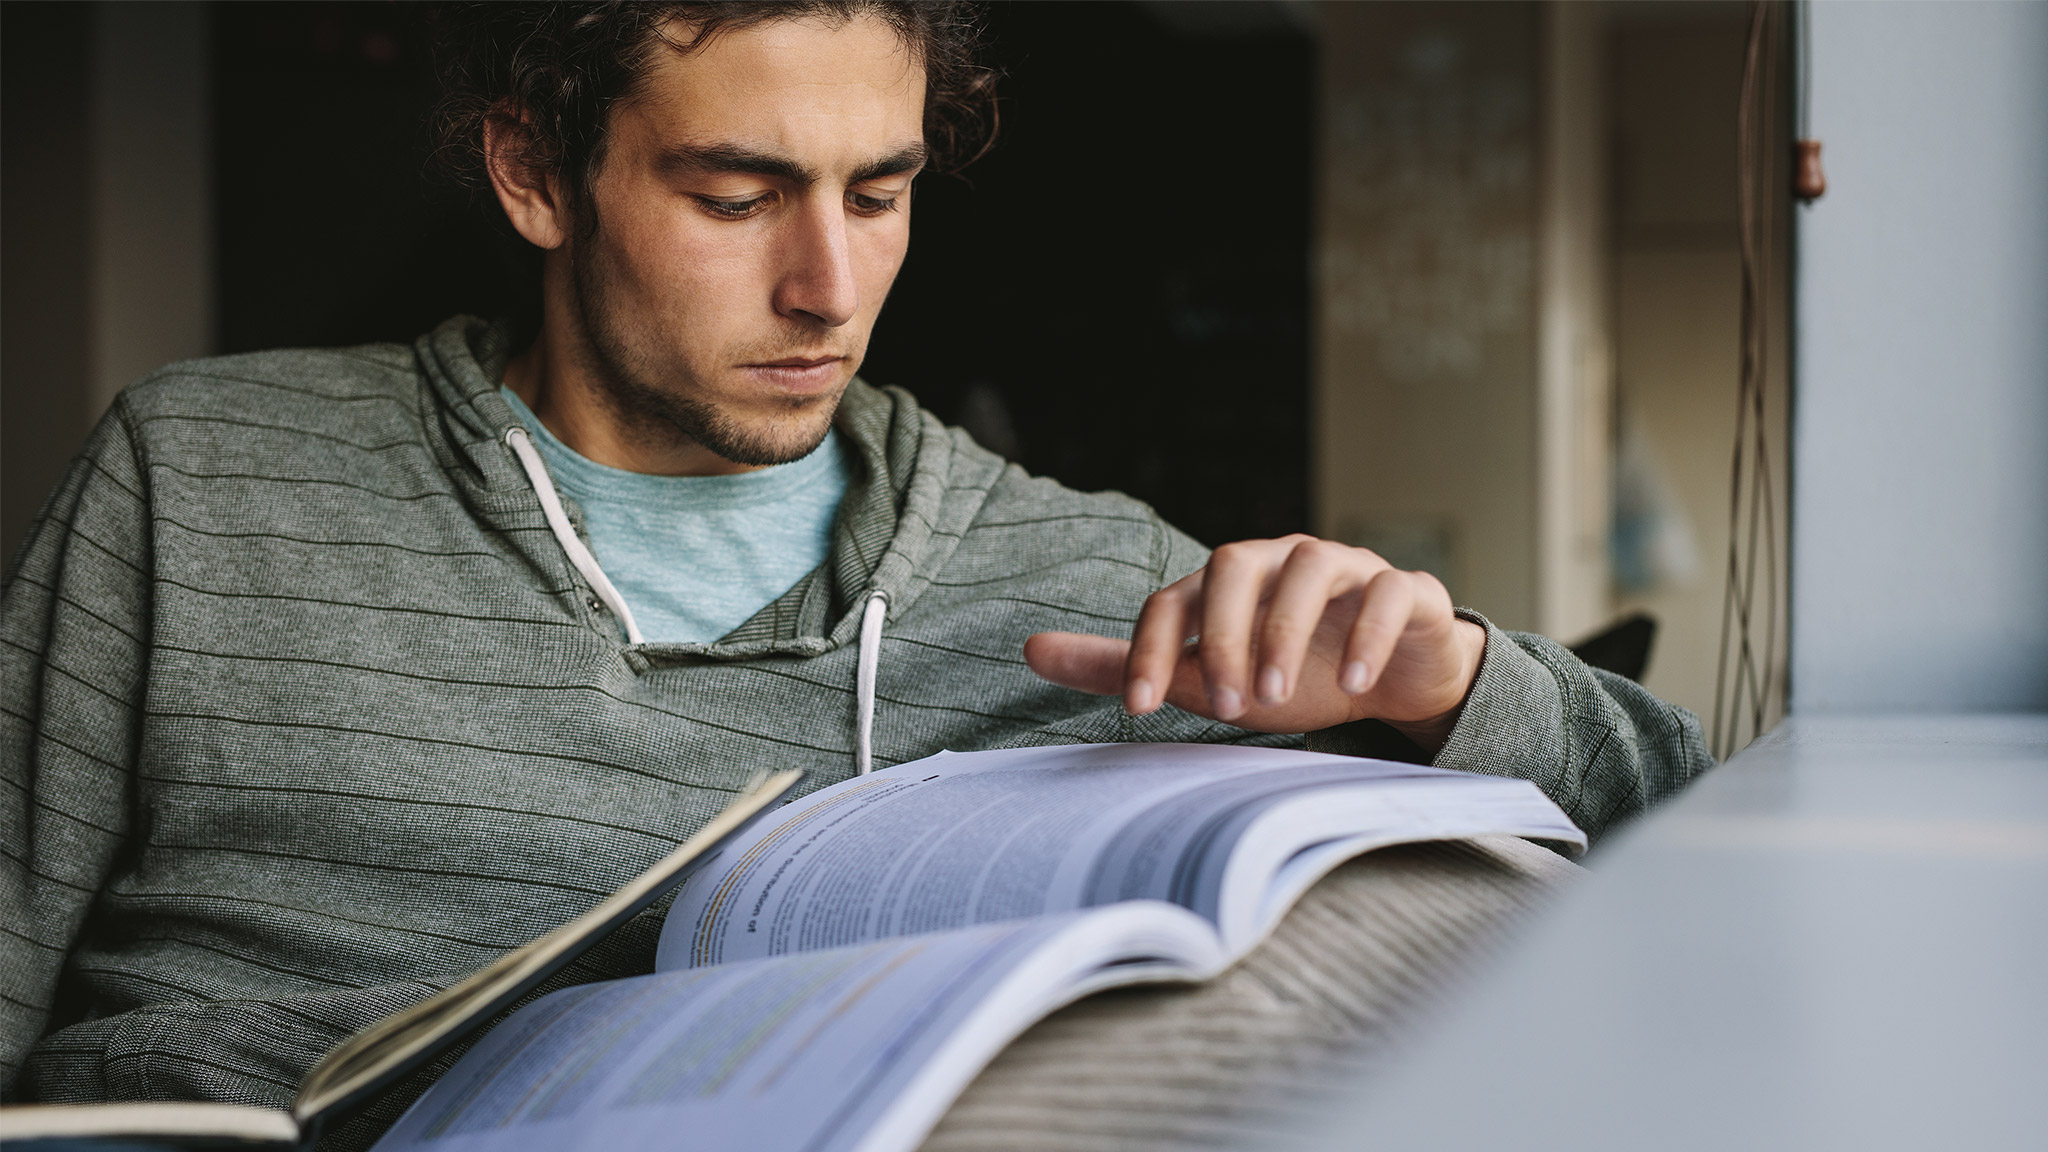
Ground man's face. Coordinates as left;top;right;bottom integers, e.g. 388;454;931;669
565;14;926;466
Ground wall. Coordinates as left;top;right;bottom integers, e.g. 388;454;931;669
0;1;211;558
1534;1;1615;644
1793;0;2048;711
1607;5;1790;731
90;2;213;418
1316;1;1543;631
2;3;93;557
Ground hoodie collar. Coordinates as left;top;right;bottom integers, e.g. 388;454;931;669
414;315;1000;658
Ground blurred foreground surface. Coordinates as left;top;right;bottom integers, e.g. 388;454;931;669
1292;713;2048;1152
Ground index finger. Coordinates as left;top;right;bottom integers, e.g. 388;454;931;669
1123;572;1202;715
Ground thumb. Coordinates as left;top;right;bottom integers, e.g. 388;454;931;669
1023;631;1130;697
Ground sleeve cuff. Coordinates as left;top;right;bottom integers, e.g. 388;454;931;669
1430;609;1569;800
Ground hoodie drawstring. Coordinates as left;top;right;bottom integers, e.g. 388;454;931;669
506;426;887;776
506;427;646;645
855;589;888;775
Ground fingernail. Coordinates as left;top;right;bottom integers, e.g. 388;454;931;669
1212;686;1244;720
1257;665;1285;704
1341;661;1370;694
1125;678;1155;714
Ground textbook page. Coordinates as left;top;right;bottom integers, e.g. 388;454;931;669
371;903;1214;1152
660;743;1573;970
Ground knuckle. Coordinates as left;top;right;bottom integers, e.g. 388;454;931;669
1258;602;1301;633
1278;535;1322;565
1303;538;1353;569
1390;570;1422;603
1412;568;1450;599
1197;630;1243;666
1210;540;1257;568
1143;581;1193;610
1261;618;1308;655
1344;542;1393;569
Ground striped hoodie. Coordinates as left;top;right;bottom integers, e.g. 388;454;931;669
1;316;1711;1142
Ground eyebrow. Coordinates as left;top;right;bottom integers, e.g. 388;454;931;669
654;142;929;186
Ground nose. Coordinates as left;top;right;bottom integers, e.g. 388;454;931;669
773;195;859;328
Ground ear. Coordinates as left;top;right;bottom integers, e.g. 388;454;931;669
483;107;571;250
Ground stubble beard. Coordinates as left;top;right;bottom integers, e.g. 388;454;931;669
569;242;845;468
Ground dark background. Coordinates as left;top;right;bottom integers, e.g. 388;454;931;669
211;1;1313;547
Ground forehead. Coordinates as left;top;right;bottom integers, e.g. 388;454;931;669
618;14;926;167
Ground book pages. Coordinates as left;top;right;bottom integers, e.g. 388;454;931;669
369;904;1216;1152
0;1101;301;1147
658;744;1579;971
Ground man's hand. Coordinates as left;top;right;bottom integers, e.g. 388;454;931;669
1023;535;1488;754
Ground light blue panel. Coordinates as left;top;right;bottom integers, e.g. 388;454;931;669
1791;0;2048;710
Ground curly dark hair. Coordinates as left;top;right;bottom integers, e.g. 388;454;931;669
429;1;998;212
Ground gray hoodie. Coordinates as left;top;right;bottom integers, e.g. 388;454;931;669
0;316;1710;1138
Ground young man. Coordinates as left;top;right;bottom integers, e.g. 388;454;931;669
0;1;1709;1137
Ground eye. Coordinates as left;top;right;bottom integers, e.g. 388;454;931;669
695;194;773;220
848;190;901;217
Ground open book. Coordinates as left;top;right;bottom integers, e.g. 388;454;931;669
371;743;1582;1152
6;744;1581;1152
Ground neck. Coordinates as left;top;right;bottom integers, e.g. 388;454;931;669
502;263;764;478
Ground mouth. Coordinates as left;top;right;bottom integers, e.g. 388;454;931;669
741;354;849;396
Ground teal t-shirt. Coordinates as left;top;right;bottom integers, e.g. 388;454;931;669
501;387;850;643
